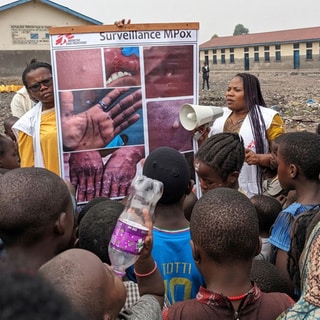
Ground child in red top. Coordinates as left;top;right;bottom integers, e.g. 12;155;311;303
163;188;294;320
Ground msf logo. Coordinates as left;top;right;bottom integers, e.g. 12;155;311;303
55;34;75;45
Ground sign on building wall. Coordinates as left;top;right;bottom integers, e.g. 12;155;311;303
11;25;50;45
49;23;199;204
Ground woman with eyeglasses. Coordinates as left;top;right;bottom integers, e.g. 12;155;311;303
13;60;142;178
13;61;60;174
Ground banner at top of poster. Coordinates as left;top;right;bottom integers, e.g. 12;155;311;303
49;22;199;48
50;30;198;48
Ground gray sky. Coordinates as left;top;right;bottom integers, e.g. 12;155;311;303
1;0;320;43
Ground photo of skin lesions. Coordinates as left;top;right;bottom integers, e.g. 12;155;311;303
64;145;145;203
104;47;141;87
146;99;193;152
143;45;194;99
59;87;144;152
55;49;105;90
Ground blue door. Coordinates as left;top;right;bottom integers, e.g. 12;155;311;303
294;50;300;69
244;53;249;70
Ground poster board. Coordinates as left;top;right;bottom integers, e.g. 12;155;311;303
49;23;199;204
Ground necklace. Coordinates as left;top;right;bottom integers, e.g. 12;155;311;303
227;292;248;301
153;226;190;233
230;114;245;125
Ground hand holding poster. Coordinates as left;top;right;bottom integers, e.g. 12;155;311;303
49;22;199;203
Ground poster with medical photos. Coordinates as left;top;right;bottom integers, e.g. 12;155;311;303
49;22;199;204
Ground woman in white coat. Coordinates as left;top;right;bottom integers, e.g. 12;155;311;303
208;73;285;197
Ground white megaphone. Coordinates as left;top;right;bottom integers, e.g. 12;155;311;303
179;104;223;131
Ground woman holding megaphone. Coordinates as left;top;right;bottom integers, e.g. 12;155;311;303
189;73;285;197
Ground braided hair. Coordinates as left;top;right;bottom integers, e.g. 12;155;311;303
195;132;245;181
287;208;320;297
235;73;268;193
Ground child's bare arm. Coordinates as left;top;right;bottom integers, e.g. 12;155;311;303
133;209;164;307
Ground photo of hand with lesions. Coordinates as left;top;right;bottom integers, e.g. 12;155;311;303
59;87;144;152
64;145;145;203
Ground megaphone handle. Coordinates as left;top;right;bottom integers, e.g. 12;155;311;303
192;125;210;144
193;131;203;140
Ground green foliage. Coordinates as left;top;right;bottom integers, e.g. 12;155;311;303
233;24;249;35
211;34;219;39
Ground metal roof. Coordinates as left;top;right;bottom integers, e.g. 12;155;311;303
0;0;103;25
200;26;320;50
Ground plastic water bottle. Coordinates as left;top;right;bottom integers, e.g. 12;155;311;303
108;175;163;277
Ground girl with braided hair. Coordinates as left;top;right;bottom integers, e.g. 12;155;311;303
194;132;245;193
208;73;285;197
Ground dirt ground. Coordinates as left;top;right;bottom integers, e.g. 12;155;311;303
199;71;320;133
1;71;320;134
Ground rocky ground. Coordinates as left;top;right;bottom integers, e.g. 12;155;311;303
1;71;320;134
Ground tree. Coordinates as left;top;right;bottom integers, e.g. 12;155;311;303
211;34;219;39
233;24;249;36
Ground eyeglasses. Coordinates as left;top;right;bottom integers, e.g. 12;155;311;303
27;77;53;92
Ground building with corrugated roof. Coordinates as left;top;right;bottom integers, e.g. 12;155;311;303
199;26;320;72
0;0;102;77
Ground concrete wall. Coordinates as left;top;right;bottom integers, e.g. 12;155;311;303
0;1;96;79
0;50;51;77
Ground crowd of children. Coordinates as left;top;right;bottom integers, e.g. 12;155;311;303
1;123;320;317
1;63;320;319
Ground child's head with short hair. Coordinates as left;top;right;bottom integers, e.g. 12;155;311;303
194;133;245;192
269;134;286;171
0;167;75;270
190;188;259;264
77;196;109;225
183;191;198;221
143;146;191;204
0;168;9;176
250;260;291;295
250;194;282;236
277;132;320;191
3;116;19;142
263;134;286;183
39;248;127;320
0;134;20;170
0;271;87;320
78;199;124;264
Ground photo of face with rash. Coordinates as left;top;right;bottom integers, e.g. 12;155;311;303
55;49;104;90
104;47;141;87
55;47;141;90
143;45;194;99
146;99;193;152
